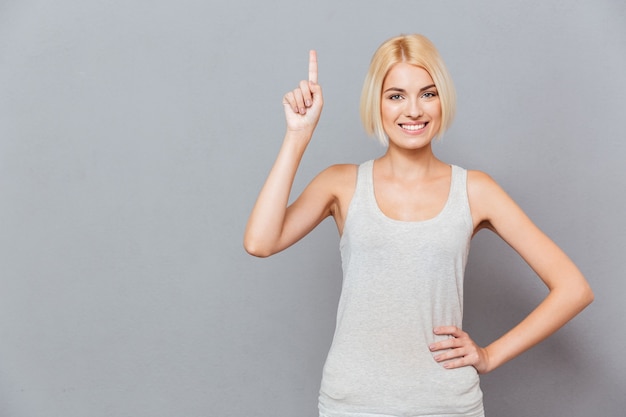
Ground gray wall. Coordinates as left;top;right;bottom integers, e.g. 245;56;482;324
0;1;624;416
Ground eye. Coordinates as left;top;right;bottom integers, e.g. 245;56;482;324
421;91;438;99
388;94;403;100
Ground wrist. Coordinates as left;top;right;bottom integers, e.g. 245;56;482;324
285;126;314;138
283;129;313;150
482;343;507;374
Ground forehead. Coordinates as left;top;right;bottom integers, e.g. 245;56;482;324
383;63;434;89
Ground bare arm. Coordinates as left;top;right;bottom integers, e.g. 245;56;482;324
244;51;332;257
431;171;594;373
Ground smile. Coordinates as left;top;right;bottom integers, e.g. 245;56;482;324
400;123;426;131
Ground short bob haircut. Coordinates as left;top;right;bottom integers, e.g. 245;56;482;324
360;34;456;146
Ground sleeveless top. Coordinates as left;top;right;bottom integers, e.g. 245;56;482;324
318;160;484;417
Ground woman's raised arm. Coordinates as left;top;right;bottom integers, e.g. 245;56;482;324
244;51;332;257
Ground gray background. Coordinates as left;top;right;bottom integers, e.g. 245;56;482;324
0;0;624;416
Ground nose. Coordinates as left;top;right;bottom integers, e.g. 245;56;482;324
405;98;423;118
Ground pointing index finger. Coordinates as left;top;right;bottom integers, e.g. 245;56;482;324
308;50;318;84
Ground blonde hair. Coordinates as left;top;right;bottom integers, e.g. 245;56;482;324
360;34;456;146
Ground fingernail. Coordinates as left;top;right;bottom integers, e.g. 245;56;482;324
305;99;312;107
299;107;305;114
429;344;435;351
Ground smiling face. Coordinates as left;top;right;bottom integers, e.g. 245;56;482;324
380;63;442;150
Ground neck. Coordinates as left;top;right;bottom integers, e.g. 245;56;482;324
377;142;443;180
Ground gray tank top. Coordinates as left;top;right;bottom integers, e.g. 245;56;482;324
319;160;484;417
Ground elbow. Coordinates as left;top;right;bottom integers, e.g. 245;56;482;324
573;280;595;311
243;237;274;258
244;245;272;258
582;283;595;308
552;275;594;313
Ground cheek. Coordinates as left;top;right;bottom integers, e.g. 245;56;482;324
381;103;398;123
428;101;442;118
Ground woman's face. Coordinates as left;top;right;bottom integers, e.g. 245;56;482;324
381;63;441;149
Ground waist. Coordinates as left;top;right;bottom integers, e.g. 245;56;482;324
319;351;483;417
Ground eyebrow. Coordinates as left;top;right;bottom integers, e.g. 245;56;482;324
383;84;437;94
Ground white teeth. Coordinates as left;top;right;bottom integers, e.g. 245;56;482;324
401;124;425;131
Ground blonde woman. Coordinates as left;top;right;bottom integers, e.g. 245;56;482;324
244;34;593;417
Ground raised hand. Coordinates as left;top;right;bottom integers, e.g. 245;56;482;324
282;50;324;135
430;326;492;374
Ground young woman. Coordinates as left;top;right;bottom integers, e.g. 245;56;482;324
244;34;593;417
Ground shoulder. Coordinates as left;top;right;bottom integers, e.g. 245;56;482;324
300;163;358;205
320;163;359;177
313;163;358;191
466;169;502;196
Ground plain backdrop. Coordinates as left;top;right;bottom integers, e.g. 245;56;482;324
0;1;625;416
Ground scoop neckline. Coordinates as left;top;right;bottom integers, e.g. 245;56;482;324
369;160;455;225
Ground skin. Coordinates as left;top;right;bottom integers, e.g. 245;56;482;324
244;51;594;374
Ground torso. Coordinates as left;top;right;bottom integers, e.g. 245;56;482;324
319;159;484;416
